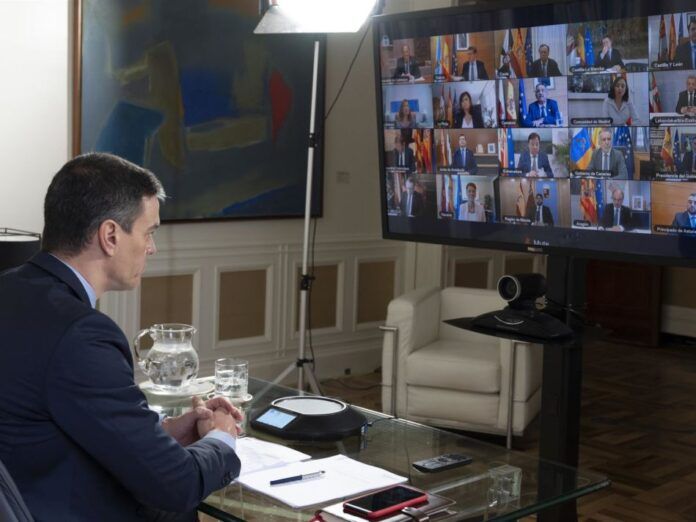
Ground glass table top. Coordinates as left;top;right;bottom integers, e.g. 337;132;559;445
143;377;609;522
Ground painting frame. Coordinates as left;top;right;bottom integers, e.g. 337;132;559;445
73;0;325;223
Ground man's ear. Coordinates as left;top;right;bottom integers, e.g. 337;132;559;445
97;220;119;257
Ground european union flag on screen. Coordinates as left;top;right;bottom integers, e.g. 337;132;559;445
571;128;592;169
524;29;533;76
679;13;684;41
595;180;604;222
518;79;527;126
456;175;463;213
613;126;633;177
585;28;595;67
507;128;515;169
674;128;681;164
435;36;442;76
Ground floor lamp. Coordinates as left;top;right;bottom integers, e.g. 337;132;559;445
255;0;378;393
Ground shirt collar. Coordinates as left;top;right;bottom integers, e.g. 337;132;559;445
50;254;97;308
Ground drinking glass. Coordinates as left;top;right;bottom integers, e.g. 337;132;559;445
215;358;248;399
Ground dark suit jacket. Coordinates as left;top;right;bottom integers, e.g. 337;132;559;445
460;60;489;80
527;204;554;226
523;99;561;127
680;151;696;173
595;48;624;69
451;147;478;174
453;104;485;128
393;57;421;79
674;41;695;69
589;148;628;178
0;252;240;521
400;191;424;217
529;58;561;77
516;150;554;177
672;211;696;228
675;90;696;114
391;147;415;170
601;205;633;230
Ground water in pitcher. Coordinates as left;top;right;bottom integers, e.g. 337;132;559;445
145;343;199;390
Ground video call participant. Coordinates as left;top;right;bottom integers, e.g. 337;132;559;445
516;132;555;177
498;53;512;77
451;134;478;174
523;83;561;127
680;136;696;173
395;99;417;129
596;36;625;71
401;175;424;217
458;182;486;221
527;193;554;226
391;135;414;170
529;44;562;77
601;188;633;231
0;153;242;522
672;192;696;229
589;129;628;178
454;91;485;128
675;76;696;117
602;76;639;125
461;46;489;81
674;19;696;70
393;44;422;81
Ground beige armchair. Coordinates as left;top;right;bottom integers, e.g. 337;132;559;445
381;286;543;447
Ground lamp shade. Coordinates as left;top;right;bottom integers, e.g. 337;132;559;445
0;229;41;273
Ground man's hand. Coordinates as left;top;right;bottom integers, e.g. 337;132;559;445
161;397;215;446
196;396;244;439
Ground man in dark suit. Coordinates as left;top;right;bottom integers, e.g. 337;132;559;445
393;44;421;80
589;129;629;178
529;44;562;77
460;46;489;81
0;153;242;521
680;136;696;173
672;193;696;228
674;19;696;69
595;36;625;70
516;132;554;177
400;175;424;217
523;83;561;127
390;135;415;170
601;188;633;231
450;134;478;174
675;75;696;116
527;193;554;226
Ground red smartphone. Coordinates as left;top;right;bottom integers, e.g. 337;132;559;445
343;485;427;520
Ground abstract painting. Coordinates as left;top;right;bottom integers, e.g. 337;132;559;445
74;0;324;221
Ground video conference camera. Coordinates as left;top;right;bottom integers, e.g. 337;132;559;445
470;273;573;340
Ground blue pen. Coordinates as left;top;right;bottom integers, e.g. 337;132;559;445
269;470;325;486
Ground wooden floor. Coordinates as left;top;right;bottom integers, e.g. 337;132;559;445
320;337;696;522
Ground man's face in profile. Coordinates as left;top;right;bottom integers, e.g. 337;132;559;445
535;85;546;103
458;135;467;148
539;46;549;62
688;77;696;92
536;194;543;206
528;137;540;156
612;191;624;208
688;195;696;215
600;132;613;153
402;45;410;61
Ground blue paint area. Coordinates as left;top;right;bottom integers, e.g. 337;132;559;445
179;68;237;126
220;183;317;217
95;102;163;165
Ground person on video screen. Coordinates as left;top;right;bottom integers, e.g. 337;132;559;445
451;134;478;174
672;192;696;229
458;182;486;222
602;76;639;125
454;91;485;129
391;135;414;171
674;19;696;70
524;83;561;127
395;99;418;129
596;36;625;71
393;44;422;81
601;188;633;231
529;44;562;77
527;193;554;226
675;75;696;117
498;53;512;77
680;136;696;173
516;132;554;177
461;46;489;81
589;129;628;178
400;176;424;217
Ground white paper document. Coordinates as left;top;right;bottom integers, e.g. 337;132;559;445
234;437;311;479
237;454;407;508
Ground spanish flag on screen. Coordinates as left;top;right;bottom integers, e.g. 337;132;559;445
571;128;593;170
662;127;674;169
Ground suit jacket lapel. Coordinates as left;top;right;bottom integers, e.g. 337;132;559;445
28;251;92;306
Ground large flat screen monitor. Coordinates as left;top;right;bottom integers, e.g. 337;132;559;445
374;0;696;265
